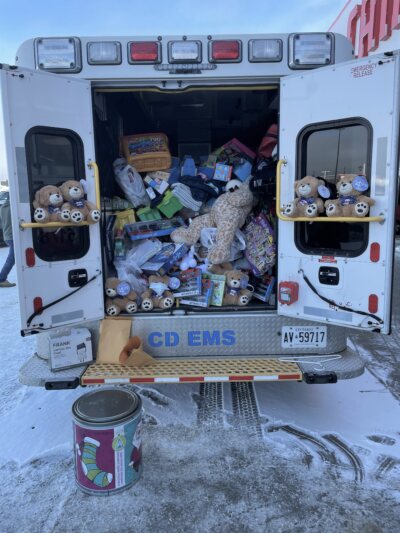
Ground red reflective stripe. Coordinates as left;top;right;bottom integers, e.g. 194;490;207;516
83;378;104;384
25;248;35;267
370;242;380;262
180;376;204;382
33;297;43;313
229;375;254;381
368;294;379;313
278;374;302;380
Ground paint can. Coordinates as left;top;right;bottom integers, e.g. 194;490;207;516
72;387;142;495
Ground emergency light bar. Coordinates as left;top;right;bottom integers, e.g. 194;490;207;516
35;37;82;73
249;39;282;62
87;41;121;65
168;41;202;63
289;33;333;69
128;41;161;63
209;40;242;62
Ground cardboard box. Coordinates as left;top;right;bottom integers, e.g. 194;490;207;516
49;327;93;371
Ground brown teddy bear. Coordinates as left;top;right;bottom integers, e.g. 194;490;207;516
324;174;374;217
171;180;254;265
281;176;325;218
60;180;101;224
33;185;68;223
222;269;253;306
141;275;175;311
105;277;139;315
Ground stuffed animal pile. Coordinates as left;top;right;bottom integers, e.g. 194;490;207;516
32;180;100;225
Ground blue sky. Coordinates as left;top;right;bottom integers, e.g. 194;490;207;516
0;0;345;64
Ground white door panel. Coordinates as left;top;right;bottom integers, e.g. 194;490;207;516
278;53;400;334
0;67;104;333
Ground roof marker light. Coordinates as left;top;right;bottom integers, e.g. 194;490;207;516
35;37;82;73
168;41;201;63
209;40;242;62
289;33;334;69
249;39;282;62
128;41;161;63
87;41;122;65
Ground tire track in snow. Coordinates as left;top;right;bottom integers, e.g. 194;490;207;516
323;434;365;483
196;382;224;426
230;382;263;440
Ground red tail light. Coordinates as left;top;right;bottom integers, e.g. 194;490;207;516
370;242;380;262
210;40;241;61
25;248;35;267
33;297;43;314
129;41;160;63
368;294;378;314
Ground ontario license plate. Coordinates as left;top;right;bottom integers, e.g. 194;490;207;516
281;326;327;348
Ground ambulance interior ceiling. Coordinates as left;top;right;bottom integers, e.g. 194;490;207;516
93;88;278;188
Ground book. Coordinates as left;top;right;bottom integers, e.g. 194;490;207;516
172;268;202;297
203;273;226;306
141;242;189;275
180;278;214;307
124;217;184;241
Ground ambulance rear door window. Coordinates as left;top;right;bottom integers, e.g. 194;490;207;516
295;119;371;257
25;127;89;262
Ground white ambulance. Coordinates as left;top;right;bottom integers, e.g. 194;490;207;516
0;33;398;389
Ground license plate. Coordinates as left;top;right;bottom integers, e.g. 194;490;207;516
281;326;327;348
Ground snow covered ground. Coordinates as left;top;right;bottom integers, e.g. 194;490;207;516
0;245;399;533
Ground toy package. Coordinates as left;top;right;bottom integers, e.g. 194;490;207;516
121;133;172;172
213;163;233;182
244;213;276;276
141;242;189;275
125;217;185;241
180;278;214;307
172;268;202;297
203;273;226;306
252;276;275;303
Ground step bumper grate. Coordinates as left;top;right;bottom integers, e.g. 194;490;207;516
81;358;302;385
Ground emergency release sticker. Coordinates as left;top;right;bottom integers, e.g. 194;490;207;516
281;326;327;348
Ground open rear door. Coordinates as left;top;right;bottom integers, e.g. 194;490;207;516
278;52;400;334
0;66;104;334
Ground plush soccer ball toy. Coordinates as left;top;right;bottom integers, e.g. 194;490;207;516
141;275;175;311
222;269;253;306
281;176;325;218
105;277;139;315
171;180;254;264
324;174;375;217
60;180;101;224
33;185;67;223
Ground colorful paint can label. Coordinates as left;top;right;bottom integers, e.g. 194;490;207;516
72;388;142;495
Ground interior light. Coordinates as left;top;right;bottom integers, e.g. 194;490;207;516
87;42;121;65
289;33;333;69
209;40;241;62
168;41;201;63
249;39;282;62
35;37;82;73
